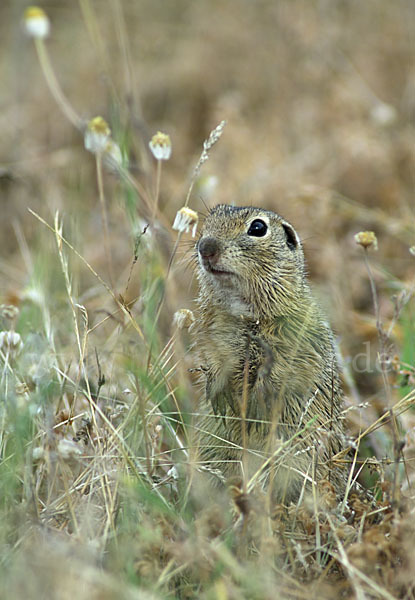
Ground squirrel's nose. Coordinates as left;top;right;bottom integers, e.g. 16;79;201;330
198;237;220;264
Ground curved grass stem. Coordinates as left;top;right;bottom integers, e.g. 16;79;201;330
96;153;114;288
34;37;82;130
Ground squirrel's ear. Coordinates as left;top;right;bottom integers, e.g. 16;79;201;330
281;223;299;250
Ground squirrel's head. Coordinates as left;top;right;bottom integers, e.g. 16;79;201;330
196;204;307;319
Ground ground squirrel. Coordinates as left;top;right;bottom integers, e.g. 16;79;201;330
193;204;345;502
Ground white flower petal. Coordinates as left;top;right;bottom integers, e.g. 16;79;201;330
24;7;50;39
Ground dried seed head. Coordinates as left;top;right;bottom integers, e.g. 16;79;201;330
172;207;198;237
228;480;252;517
173;309;195;330
354;231;378;251
149;131;172;161
24;6;50;39
203;121;226;156
103;139;123;172
194;120;226;175
57;438;83;459
318;479;337;510
16;382;30;395
84;116;111;154
0;331;23;358
0;304;19;321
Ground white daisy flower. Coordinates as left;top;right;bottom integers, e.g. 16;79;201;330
149;131;172;161
172;207;198;237
24;6;50;39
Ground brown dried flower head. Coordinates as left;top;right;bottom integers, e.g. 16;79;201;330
173;309;195;330
0;304;19;321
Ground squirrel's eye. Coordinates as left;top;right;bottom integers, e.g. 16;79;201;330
247;219;267;237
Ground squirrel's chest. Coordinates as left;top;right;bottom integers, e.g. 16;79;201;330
196;312;319;419
199;317;256;367
198;318;268;403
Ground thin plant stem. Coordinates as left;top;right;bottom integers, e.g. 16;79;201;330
146;232;182;372
241;352;250;494
34;37;82;130
79;0;119;103
146;121;226;369
96;152;114;288
363;248;400;505
118;166;172;231
363;250;381;333
311;450;321;566
152;159;162;221
332;386;415;462
29;209;146;342
184;177;195;209
54;213;84;415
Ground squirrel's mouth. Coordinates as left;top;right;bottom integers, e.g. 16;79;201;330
203;264;235;277
202;261;235;277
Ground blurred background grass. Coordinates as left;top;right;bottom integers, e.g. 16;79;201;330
0;1;414;598
2;0;414;322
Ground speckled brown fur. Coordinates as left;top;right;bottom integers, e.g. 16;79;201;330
193;204;345;502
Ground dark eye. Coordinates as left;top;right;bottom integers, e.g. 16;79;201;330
247;219;268;237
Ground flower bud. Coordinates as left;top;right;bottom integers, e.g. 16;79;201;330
24;6;50;39
84;116;111;155
103;139;123;172
149;131;172;161
354;231;378;251
0;331;23;358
